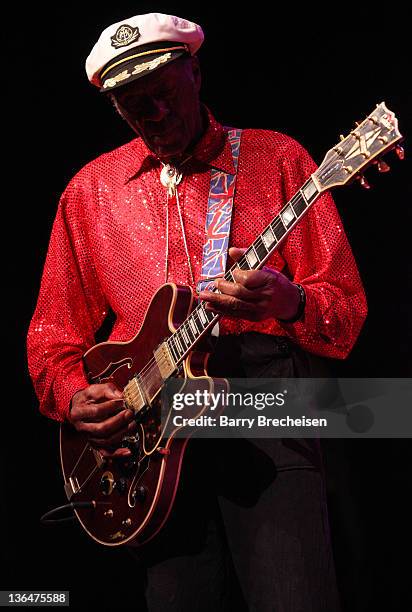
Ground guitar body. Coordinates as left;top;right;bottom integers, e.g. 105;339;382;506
60;283;227;546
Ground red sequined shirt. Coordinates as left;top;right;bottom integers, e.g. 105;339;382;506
27;110;367;421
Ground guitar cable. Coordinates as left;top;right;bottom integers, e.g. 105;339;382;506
40;501;109;525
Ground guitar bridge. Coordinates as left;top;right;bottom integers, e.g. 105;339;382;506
64;476;81;500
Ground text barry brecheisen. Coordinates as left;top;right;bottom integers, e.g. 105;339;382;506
172;415;327;428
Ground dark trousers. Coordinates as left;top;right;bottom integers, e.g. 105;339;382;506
130;333;341;611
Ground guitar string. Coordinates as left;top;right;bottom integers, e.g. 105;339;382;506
68;438;94;478
78;464;100;492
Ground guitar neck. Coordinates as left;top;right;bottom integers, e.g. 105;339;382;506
226;176;319;277
166;175;320;366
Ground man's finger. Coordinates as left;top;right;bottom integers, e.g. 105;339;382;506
227;246;247;266
84;382;123;402
205;300;262;322
72;398;126;421
203;292;266;315
78;408;134;437
213;278;263;302
89;421;138;449
98;447;132;459
232;267;278;290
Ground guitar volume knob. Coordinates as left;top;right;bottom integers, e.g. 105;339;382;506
115;478;127;494
132;485;147;502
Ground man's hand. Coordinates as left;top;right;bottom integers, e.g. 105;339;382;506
68;382;137;458
199;247;301;322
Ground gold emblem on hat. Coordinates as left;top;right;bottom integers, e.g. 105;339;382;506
131;53;172;76
103;70;131;89
111;24;140;48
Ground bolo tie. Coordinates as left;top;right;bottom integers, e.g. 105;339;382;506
160;157;195;285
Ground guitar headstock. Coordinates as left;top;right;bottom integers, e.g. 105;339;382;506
313;102;403;192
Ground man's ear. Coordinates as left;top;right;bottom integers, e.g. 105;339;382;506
190;56;202;92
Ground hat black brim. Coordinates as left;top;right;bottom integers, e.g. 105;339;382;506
100;49;187;92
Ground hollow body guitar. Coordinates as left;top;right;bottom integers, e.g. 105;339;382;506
60;103;403;546
60;283;227;546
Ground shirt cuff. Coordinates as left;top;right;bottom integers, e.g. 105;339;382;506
53;360;89;422
275;284;320;345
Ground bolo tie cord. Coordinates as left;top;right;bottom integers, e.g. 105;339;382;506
162;156;195;286
164;189;195;286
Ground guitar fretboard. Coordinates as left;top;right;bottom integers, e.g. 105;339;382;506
166;176;320;366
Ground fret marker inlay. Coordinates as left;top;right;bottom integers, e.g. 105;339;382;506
303;180;317;202
245;248;258;268
281;206;295;227
198;308;207;325
262;227;276;249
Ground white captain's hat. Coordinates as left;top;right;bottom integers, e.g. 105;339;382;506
86;13;204;92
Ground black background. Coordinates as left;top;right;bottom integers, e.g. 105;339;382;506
4;2;412;610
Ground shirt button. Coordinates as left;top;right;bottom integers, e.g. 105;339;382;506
278;341;289;355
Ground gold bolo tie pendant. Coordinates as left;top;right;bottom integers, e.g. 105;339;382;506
160;164;183;197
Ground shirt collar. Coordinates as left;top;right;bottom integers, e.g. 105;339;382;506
125;106;236;183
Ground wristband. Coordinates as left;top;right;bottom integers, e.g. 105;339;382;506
278;283;306;324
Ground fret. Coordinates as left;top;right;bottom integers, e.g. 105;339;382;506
204;307;215;323
184;320;195;344
254;238;268;262
192;313;203;334
168;337;180;362
302;178;318;204
237;258;250;271
188;318;199;337
292;193;307;217
192;310;205;334
181;323;191;347
175;334;184;355
176;326;190;352
197;304;210;323
225;269;236;283
272;219;286;241
262;226;277;249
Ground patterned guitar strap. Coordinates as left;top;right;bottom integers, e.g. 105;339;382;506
197;128;242;297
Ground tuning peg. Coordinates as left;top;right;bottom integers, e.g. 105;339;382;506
356;175;371;189
376;159;391;173
395;145;405;160
339;134;345;141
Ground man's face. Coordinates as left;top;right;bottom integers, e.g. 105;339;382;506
110;56;203;162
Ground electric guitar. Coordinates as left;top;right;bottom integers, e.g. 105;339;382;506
60;102;403;546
